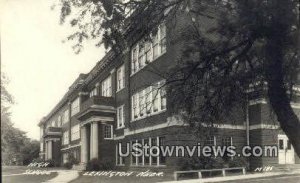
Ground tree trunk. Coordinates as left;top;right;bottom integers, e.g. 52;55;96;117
265;37;300;158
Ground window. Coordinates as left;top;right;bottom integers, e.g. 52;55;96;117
279;139;284;150
222;136;233;160
204;136;216;147
139;91;145;117
63;131;69;145
102;76;112;97
40;127;44;138
152;84;160;112
131;81;167;121
131;23;167;74
71;98;80;116
62;109;69;124
132;47;138;73
104;125;113;139
117;105;125;128
116;143;125;166
144;139;150;165
131;141;137;165
160;86;166;110
71;125;80;141
57;115;62;127
132;95;139;119
222;137;232;147
151;138;158;165
40;142;43;152
63;153;68;163
117;65;125;91
89;87;98;97
129;137;165;167
145;87;152;114
287;140;292;150
51;120;55;127
137;140;143;165
159;137;166;165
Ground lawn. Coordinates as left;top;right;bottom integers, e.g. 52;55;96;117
2;172;57;183
2;166;58;183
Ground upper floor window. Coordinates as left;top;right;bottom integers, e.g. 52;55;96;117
131;80;166;121
71;124;80;141
117;105;125;129
57;116;62;127
62;109;69;124
102;76;112;97
131;23;166;75
89;87;98;97
71;97;80;116
104;125;113;139
51;120;56;127
40;127;44;138
117;65;125;91
62;131;69;145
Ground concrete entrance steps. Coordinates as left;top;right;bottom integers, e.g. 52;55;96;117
273;164;300;172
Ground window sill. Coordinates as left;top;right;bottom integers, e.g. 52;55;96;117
130;165;166;167
116;87;125;93
130;51;166;77
116;126;125;130
104;138;114;140
131;109;166;123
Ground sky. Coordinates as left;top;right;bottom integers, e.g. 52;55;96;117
1;0;105;140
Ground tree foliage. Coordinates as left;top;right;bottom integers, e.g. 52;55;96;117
57;0;300;156
1;73;40;165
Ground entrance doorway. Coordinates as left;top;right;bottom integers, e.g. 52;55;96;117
278;134;295;164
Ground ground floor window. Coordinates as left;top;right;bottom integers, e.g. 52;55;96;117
104;125;113;139
116;143;125;166
63;153;69;163
129;136;166;167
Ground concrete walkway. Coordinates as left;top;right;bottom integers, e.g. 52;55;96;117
42;170;79;183
159;171;300;183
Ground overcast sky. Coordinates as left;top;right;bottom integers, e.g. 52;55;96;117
1;0;105;140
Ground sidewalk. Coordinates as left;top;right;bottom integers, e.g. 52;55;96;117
42;170;79;183
159;170;300;183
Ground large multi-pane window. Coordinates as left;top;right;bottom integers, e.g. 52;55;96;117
102;76;112;97
104;125;113;139
71;125;80;141
51;120;55;127
62;109;69;124
117;65;125;91
222;136;233;160
222;136;232;147
131;23;167;74
89;87;98;97
40;142;43;152
204;136;216;147
116;143;125;166
130;137;165;166
131;81;166;121
117;105;125;128
62;131;69;145
71;97;80;116
57;115;62;127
